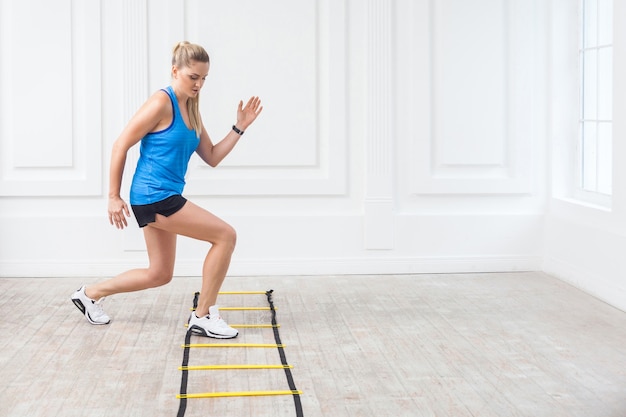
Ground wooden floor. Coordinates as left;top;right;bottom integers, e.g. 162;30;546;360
1;272;626;417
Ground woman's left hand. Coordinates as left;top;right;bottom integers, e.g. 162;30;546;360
236;96;263;131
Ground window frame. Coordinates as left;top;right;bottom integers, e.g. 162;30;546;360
575;0;613;207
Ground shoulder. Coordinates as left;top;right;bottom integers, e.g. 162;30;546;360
138;89;172;117
148;89;172;107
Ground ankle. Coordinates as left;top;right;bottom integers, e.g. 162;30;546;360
84;287;100;301
84;287;94;300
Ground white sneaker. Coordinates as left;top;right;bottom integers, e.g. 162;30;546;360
71;285;111;325
189;305;238;339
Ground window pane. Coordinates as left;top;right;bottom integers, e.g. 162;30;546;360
597;122;612;194
582;122;597;191
597;47;612;120
584;0;598;47
598;0;613;45
582;50;597;120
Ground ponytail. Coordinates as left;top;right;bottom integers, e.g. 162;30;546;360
172;41;210;137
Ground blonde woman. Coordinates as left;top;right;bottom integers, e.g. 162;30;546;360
71;41;262;338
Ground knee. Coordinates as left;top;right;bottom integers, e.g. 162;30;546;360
226;225;237;250
148;270;174;287
219;224;237;252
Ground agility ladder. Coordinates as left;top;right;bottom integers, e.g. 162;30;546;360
176;290;303;417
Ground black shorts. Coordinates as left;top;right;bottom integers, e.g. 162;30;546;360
131;194;187;228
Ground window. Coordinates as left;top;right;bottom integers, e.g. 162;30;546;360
578;0;613;202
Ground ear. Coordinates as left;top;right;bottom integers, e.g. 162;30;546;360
171;65;178;78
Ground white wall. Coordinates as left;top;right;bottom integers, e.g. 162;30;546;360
0;1;548;280
544;0;626;312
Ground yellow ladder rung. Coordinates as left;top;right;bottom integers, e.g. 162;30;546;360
177;390;302;399
179;364;293;371
190;307;274;311
182;343;285;348
218;291;268;295
184;323;280;329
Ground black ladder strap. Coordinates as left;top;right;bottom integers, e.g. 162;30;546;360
266;290;304;417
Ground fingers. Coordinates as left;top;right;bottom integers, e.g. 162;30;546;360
246;96;257;106
243;96;262;112
108;202;130;229
109;212;128;229
236;96;263;130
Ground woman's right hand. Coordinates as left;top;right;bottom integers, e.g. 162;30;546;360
108;196;131;229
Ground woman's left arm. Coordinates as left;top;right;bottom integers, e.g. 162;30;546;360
196;96;263;167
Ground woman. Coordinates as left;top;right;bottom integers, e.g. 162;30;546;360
71;41;263;339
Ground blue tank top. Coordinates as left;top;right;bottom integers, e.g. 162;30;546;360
130;86;200;205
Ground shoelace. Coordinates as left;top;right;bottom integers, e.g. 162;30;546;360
209;315;231;329
92;298;107;317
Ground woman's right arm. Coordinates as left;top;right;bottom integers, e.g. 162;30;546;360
108;91;170;229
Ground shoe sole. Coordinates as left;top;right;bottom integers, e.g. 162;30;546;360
71;297;110;325
71;298;86;314
189;324;238;339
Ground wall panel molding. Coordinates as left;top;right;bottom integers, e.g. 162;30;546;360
0;0;102;196
364;0;395;249
118;0;148;200
406;0;533;195
181;0;347;196
118;0;150;252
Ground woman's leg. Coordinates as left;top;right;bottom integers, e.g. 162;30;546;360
148;200;236;317
85;226;177;300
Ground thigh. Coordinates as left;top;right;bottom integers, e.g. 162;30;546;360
143;225;177;274
150;200;234;243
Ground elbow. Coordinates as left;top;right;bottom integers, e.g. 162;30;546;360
205;156;222;168
111;140;128;157
198;149;220;167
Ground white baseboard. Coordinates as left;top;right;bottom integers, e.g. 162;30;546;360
543;256;626;313
0;255;542;278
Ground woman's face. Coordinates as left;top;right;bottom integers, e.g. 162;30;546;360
173;60;210;98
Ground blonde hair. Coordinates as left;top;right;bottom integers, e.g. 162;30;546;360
172;41;210;137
